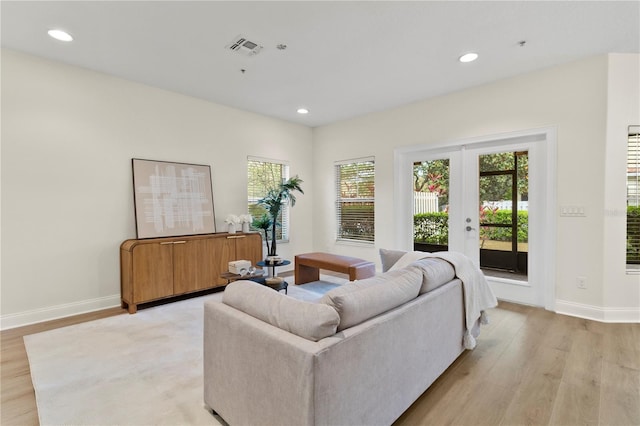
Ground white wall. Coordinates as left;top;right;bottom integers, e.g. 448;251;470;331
3;49;637;327
313;55;639;320
603;54;640;320
1;49;314;328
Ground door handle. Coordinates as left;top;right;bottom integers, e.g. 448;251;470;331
465;218;475;231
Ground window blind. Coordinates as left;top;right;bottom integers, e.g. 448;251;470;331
628;127;640;266
335;157;375;242
247;157;289;241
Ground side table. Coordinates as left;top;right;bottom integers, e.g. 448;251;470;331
220;270;266;283
255;259;290;294
256;259;291;278
220;261;289;294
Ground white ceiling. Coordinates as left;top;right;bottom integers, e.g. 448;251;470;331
2;1;638;127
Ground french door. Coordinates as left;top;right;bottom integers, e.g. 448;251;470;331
399;130;556;308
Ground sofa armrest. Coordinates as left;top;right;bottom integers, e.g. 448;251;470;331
203;300;329;426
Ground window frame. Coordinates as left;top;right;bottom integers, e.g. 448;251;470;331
335;157;375;244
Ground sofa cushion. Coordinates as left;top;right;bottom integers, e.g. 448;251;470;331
324;268;418;295
380;249;456;294
379;248;408;272
411;257;456;294
320;267;422;331
223;280;340;342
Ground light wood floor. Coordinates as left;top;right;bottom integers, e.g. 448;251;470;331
395;302;640;426
2;301;639;426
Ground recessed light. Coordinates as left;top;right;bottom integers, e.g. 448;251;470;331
48;29;73;42
297;108;309;114
459;52;478;63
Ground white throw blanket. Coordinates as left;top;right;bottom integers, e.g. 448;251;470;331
389;251;498;349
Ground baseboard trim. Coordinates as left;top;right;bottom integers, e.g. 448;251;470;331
555;299;640;323
1;295;121;330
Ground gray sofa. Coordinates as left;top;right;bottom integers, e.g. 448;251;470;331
203;251;484;426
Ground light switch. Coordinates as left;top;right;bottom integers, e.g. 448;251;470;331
560;205;586;217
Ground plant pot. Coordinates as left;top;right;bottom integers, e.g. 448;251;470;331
227;223;236;234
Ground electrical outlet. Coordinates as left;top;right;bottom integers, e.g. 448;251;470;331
577;276;587;289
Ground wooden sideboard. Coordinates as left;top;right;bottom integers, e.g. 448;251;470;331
120;232;262;313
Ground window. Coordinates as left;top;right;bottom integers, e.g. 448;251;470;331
335;157;375;242
247;157;289;241
627;126;640;267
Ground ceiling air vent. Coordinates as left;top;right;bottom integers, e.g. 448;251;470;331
226;35;263;57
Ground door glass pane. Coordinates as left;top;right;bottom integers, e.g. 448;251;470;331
413;159;450;251
478;151;528;278
480;153;514;172
480;174;514;252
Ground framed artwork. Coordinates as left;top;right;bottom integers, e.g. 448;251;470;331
131;158;216;239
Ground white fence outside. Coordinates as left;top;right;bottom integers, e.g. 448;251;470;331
414;192;439;214
483;200;529;211
414;193;528;214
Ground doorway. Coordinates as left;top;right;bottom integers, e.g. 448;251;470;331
395;128;556;309
413;150;528;279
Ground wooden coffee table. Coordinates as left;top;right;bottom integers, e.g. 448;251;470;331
294;252;376;284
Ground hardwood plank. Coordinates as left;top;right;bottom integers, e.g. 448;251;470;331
600;361;640;426
499;345;568;425
483;314;546;390
450;379;513;426
602;323;640;371
548;329;603;425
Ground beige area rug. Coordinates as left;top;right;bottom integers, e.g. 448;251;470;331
24;278;345;426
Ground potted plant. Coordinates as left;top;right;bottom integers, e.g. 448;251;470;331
256;176;303;261
251;213;273;255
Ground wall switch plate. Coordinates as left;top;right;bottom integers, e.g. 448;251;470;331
560;205;586;217
576;276;587;289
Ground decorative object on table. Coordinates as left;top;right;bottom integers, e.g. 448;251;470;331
228;260;252;275
131;158;216;239
219;267;266;284
225;214;240;233
256;176;304;258
240;214;252;233
243;266;261;277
